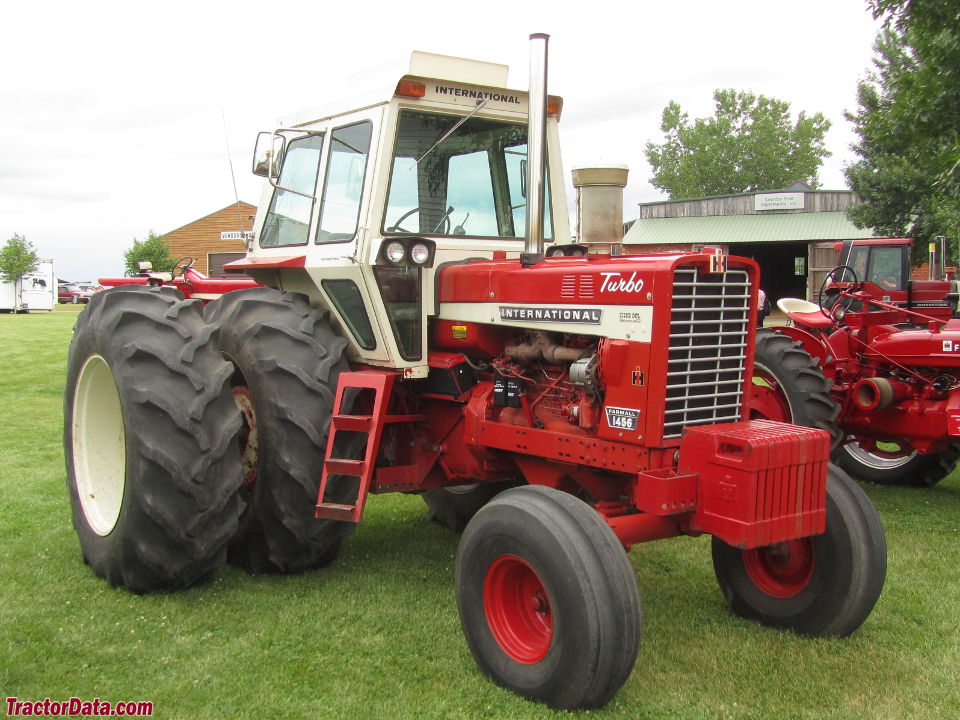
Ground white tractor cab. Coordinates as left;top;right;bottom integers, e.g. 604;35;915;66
230;45;570;378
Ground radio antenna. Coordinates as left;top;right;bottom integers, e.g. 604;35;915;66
221;108;244;232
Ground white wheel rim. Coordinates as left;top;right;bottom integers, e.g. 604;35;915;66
72;354;126;535
842;439;916;470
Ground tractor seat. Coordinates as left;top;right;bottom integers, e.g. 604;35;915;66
776;297;834;329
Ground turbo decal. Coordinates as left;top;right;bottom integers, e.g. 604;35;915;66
599;272;645;294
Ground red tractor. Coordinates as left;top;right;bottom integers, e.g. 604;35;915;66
98;257;260;302
822;238;957;319
64;36;886;709
756;238;960;486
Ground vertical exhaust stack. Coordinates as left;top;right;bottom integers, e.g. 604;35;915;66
522;33;549;267
572;165;629;254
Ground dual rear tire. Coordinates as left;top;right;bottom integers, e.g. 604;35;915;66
65;286;351;591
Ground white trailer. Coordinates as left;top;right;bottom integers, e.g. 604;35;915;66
0;259;56;312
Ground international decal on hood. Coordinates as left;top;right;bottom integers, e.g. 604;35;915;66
499;306;602;323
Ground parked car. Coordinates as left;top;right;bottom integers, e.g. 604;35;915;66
58;283;95;304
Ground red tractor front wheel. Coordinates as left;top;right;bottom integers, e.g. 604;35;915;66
712;465;886;637
455;485;641;709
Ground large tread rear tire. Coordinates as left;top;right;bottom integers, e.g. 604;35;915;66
204;287;354;574
456;485;641;709
64;286;242;593
751;328;841;449
712;464;886;637
837;439;960;488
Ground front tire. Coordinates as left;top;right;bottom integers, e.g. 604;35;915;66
64;287;242;593
204;288;354;574
456;485;641;709
712;465;886;637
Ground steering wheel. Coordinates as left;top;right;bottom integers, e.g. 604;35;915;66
386;208;419;233
818;264;861;319
386;206;453;235
172;257;196;280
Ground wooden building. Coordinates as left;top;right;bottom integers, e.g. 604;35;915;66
164;202;257;276
622;183;877;302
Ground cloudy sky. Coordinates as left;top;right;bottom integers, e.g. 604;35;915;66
1;0;882;282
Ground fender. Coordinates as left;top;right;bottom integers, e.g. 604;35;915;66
765;324;830;366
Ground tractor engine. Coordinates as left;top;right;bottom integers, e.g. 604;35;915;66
431;250;757;465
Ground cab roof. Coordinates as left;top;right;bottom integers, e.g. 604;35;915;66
280;51;513;128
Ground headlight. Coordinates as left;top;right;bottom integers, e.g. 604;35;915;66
409;242;431;265
384;241;406;264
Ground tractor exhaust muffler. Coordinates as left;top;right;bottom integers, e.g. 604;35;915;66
522;32;549;267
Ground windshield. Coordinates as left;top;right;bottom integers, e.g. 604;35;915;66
383;110;552;239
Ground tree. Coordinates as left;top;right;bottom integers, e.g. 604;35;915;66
845;1;960;266
644;89;832;200
123;231;175;277
0;234;40;312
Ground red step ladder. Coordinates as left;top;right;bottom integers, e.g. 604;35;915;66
315;370;419;523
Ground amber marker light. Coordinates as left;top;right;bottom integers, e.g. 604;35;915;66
395;80;426;98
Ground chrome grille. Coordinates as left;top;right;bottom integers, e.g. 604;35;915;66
663;265;751;439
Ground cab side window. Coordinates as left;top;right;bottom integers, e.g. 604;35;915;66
260;134;324;247
317;122;373;243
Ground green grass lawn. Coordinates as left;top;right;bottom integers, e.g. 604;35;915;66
1;305;958;719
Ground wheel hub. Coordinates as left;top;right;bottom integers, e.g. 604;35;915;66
483;555;553;664
744;539;815;598
750;364;794;423
72;354;126;536
232;385;259;486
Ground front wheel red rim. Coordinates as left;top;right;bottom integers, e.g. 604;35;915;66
483;555;553;664
743;539;815;598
